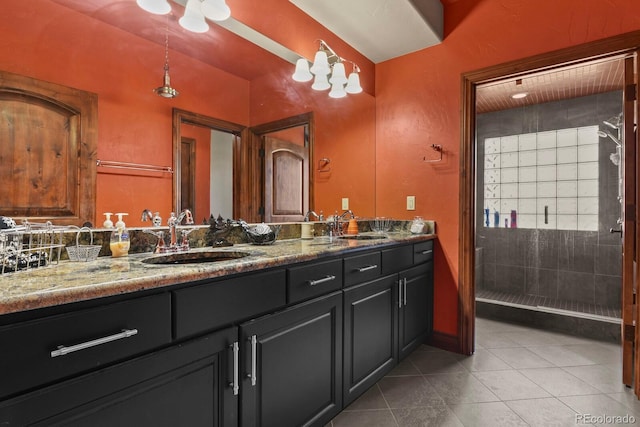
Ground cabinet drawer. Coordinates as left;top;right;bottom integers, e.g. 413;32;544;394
344;251;382;287
288;259;343;303
381;245;414;275
0;293;172;400
413;240;434;264
173;269;286;340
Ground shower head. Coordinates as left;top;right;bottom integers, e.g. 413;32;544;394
598;129;622;147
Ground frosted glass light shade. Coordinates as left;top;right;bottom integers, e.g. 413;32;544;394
179;0;209;33
328;82;347;98
292;59;313;82
329;62;348;85
311;73;330;91
137;0;171;14
201;0;231;21
309;51;330;75
345;72;363;94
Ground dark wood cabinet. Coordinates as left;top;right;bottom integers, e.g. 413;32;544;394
343;274;398;406
0;327;238;427
240;292;343;427
398;261;433;359
0;238;434;427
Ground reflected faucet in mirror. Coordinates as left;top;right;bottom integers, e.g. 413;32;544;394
142;208;194;253
304;210;324;222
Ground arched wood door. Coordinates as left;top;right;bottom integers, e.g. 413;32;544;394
263;137;309;223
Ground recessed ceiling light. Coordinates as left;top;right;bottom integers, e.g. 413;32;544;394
511;92;528;99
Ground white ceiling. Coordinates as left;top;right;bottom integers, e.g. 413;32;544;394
289;0;444;64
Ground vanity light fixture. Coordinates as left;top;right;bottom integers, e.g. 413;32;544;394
179;0;209;33
292;40;362;98
154;31;179;98
137;0;231;33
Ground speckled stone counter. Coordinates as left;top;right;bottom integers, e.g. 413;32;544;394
0;232;435;316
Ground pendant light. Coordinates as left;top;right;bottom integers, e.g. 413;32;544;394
154;30;179;98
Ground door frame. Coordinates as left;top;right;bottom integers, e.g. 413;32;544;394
459;31;640;357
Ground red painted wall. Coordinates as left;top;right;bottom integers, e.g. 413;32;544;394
375;0;640;337
1;1;249;227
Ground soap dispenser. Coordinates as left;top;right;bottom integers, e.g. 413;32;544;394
103;212;114;229
110;213;130;257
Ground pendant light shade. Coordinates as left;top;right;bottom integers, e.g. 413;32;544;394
136;0;171;15
309;50;330;75
292;59;313;82
179;0;209;33
329;62;348;85
311;73;330;91
293;40;362;99
345;72;363;94
328;82;347;98
201;0;231;21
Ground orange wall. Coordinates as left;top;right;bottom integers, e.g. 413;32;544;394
375;0;640;337
1;1;249;227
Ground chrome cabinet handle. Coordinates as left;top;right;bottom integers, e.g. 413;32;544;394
50;328;138;358
247;335;257;386
308;275;336;286
403;278;408;306
419;250;433;255
229;341;239;395
356;264;378;273
398;279;403;308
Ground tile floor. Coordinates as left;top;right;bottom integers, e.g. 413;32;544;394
327;317;639;426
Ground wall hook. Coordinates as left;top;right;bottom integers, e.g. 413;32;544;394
423;144;443;163
318;157;331;172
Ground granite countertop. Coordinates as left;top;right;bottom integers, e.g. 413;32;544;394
0;232;435;316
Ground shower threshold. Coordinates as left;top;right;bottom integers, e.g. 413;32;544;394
476;289;621;324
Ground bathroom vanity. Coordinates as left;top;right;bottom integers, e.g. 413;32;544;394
0;234;434;426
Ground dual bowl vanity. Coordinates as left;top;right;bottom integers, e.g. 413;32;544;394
0;231;434;426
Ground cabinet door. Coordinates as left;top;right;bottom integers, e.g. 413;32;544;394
343;275;398;406
240;292;342;427
398;262;433;360
0;327;238;427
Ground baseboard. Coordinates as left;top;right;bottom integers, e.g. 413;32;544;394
426;330;461;353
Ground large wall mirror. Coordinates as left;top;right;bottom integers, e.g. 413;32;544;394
3;2;377;227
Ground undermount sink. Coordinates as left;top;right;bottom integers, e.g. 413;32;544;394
338;234;388;240
142;250;250;265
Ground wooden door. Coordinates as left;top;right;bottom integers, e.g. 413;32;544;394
264;137;309;222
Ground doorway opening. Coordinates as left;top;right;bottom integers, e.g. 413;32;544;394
474;59;625;342
458;32;640;374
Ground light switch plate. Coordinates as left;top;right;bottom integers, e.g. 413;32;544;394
407;196;416;210
342;198;349;210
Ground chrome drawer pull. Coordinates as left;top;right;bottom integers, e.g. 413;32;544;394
398;279;402;308
247;335;257;386
50;328;138;358
307;275;336;286
418;250;433;255
230;341;239;395
356;264;378;273
403;278;408;306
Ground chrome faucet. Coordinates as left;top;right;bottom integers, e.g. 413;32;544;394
304;210;324;222
329;210;355;236
142;208;194;253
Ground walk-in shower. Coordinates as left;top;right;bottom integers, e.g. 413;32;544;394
474;91;623;340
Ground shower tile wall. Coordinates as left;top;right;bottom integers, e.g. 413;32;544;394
476;92;622;309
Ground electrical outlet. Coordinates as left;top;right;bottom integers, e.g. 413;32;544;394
407;196;416;210
341;198;349;210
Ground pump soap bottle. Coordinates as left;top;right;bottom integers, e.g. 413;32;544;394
110;213;130;257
